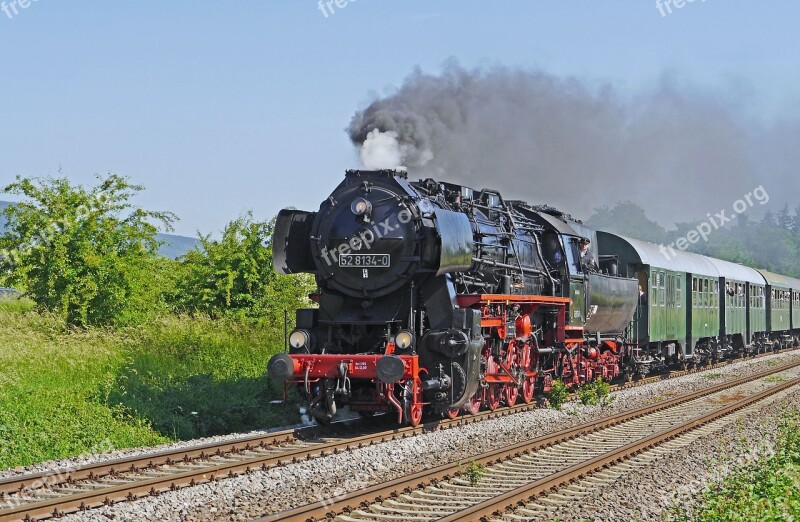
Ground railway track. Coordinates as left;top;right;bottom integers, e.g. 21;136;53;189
0;351;793;522
259;359;800;522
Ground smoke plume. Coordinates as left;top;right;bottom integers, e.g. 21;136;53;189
347;61;799;225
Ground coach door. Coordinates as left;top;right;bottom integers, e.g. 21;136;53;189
666;272;678;340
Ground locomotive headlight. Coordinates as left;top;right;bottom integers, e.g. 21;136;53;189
289;329;310;350
351;198;372;217
394;330;415;351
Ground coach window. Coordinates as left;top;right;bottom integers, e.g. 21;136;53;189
708;281;713;309
651;272;658;308
703;279;708;308
660;272;666;307
677;277;682;307
698;279;703;307
708;280;713;308
713;281;719;309
711;280;716;308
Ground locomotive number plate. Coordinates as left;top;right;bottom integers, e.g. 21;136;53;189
339;254;390;268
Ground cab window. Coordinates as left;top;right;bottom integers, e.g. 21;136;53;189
564;238;582;275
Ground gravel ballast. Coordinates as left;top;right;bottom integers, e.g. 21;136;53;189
36;351;800;521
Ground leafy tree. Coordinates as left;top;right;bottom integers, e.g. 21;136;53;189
0;174;176;325
587;201;667;244
777;204;794;230
175;212;315;322
793;206;800;232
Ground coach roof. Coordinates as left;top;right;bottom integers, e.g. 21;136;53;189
756;269;800;291
705;258;764;285
597;231;719;278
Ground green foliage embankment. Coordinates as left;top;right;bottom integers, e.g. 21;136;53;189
0;302;300;469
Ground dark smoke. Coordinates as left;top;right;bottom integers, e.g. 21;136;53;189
347;61;798;225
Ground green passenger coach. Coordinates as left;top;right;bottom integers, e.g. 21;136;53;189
706;257;765;353
596;232;723;370
595;231;800;374
757;270;800;348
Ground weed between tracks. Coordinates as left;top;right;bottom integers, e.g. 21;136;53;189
461;460;486;486
0;301;299;469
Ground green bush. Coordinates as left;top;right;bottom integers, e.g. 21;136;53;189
577;377;614;407
547;379;569;410
0;174;176;326
173;212;315;322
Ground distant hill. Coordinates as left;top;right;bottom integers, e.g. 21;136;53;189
155;233;201;259
0;201;199;259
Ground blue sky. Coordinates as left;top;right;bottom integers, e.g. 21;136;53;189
1;1;798;236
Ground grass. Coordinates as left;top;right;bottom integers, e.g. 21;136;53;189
672;411;800;521
0;299;298;470
764;376;788;383
704;372;724;379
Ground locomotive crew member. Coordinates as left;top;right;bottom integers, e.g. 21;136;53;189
580;239;599;273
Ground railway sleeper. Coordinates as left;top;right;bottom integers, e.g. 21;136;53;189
398;494;471;506
335;510;433;521
369;502;450;515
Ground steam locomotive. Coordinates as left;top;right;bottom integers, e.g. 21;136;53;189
268;170;800;426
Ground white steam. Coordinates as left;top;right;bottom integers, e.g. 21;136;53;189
359;128;433;170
